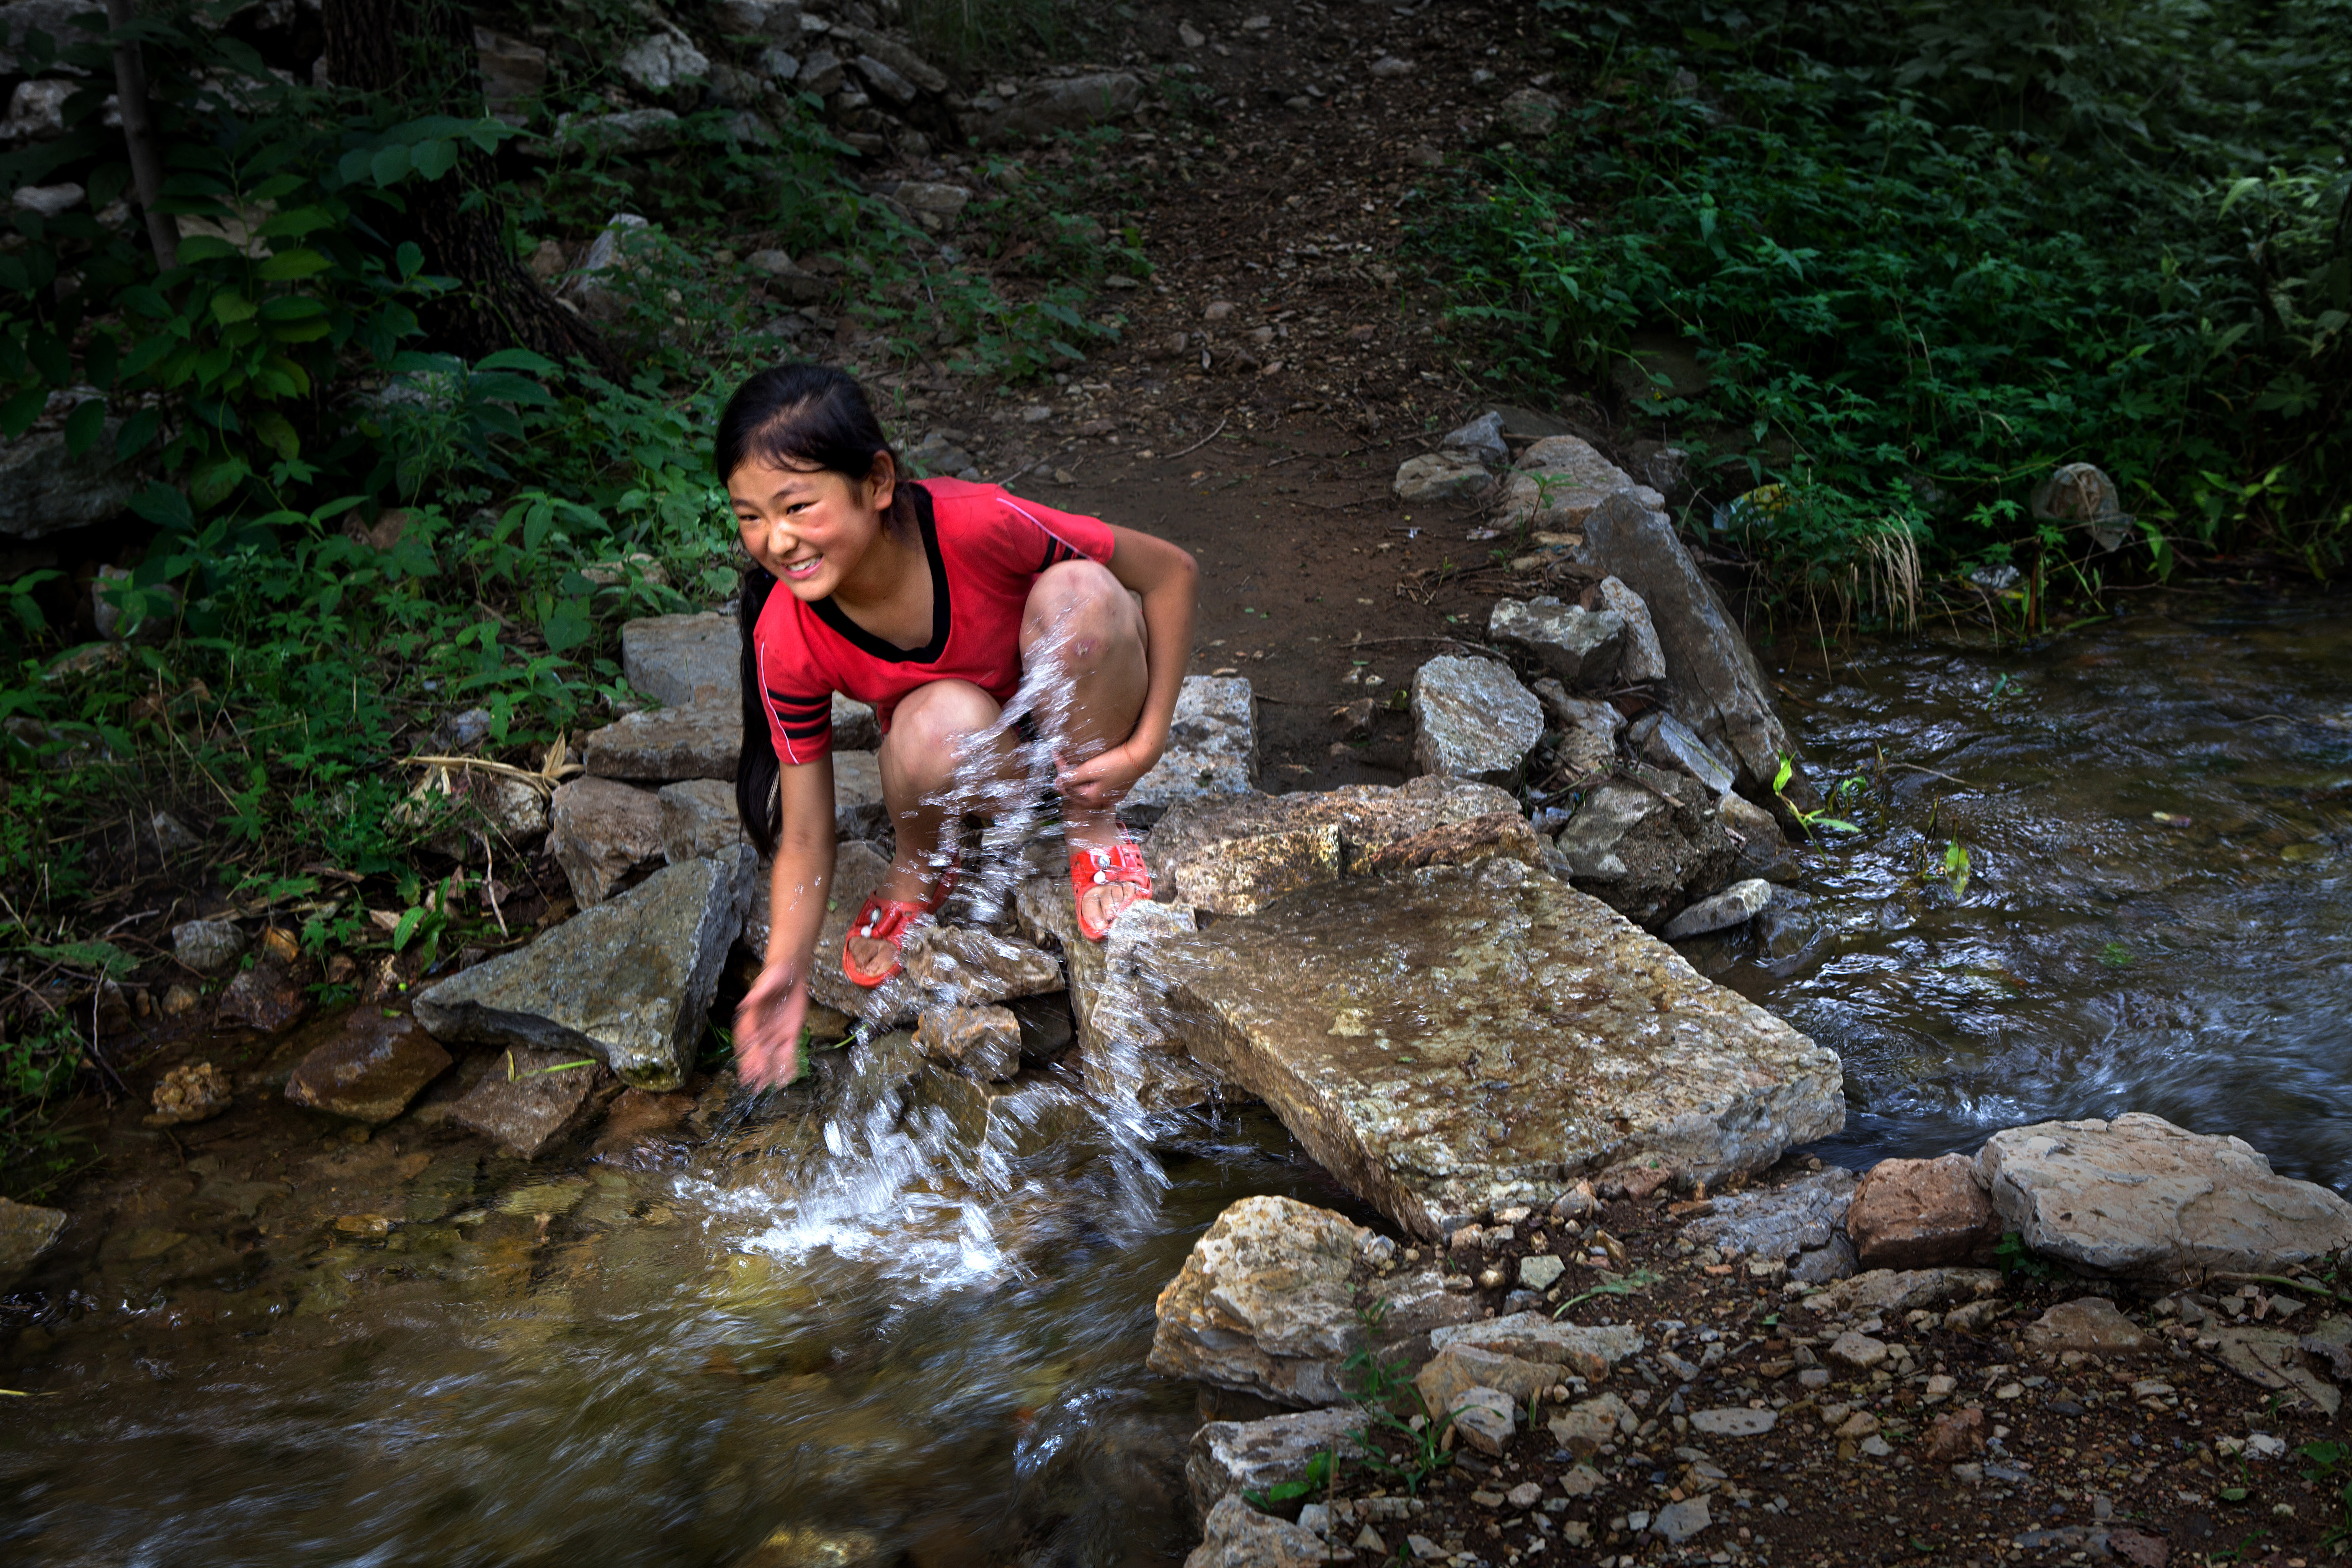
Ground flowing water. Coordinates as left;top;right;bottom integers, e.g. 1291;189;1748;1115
8;588;2352;1565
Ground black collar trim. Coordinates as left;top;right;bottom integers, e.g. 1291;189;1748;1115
811;483;950;664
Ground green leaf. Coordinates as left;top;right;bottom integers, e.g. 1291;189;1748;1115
1772;756;1794;794
0;385;44;438
210;290;258;325
256;248;333;281
409;138;459;181
475;348;556;375
541;592;592;655
62;397;104;456
390;906;426;952
175;234;239;263
370;143;413;186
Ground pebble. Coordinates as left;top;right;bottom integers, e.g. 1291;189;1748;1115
1506;1481;1543;1509
1519;1253;1565;1289
1020;404;1051;422
1828;1330;1890;1370
1690;1408;1777;1436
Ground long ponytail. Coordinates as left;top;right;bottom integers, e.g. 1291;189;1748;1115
735;565;782;858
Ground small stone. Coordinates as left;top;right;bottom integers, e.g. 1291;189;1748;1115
1922;1407;1987;1462
1857;1434;1894;1458
913;1003;1021;1082
161;983;199;1016
0;1195;68;1290
617;30;709;93
1797;1367;1830;1388
446;1046;609;1158
1652;1496;1710;1544
217;963;312;1035
1834;1410;1881;1439
1393;449;1493;503
1827;1331;1890;1371
2022;1297;2157;1357
1488;596;1625;687
1448;1387;1516;1455
1519;1253;1565;1289
145;1061;232;1126
1689;1407;1777;1436
172;918;246;974
1185;1405;1367;1519
1497;87;1561;138
1660;878;1773;939
904;926;1062;1003
1367;54;1413;78
1506;1480;1543;1509
1442;410;1508;468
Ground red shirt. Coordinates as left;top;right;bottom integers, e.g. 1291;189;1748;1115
755;480;1116;763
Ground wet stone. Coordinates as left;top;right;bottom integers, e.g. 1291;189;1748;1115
1410;654;1542;785
1488;596;1625;687
913;1002;1021;1081
284;1010;454;1123
1631;709;1736;798
548;776;666;907
414;848;755;1091
1015;873;1213;1109
1125;676;1258;823
172;918;246;974
216;962;312;1034
904;926;1063;1003
1660;877;1773;939
583;700;740;782
1186;1406;1369;1522
1147;1194;1383;1406
0;1195;67;1289
446;1046;610;1158
1142;861;1842;1237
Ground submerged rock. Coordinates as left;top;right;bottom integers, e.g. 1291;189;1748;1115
414;848;755;1091
904;926;1063;1003
446;1046;611;1158
283;1010;453;1123
913;1002;1021;1081
1410;655;1542;785
1978;1112;2352;1280
1187;1406;1369;1522
0;1195;67;1290
1143;861;1842;1237
1148;1195;1385;1406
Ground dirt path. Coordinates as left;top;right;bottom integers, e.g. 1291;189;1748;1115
902;0;1602;788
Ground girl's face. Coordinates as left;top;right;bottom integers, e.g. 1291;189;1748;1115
728;453;896;602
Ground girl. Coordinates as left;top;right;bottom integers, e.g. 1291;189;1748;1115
722;365;1199;1091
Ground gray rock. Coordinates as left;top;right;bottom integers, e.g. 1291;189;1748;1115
853;52;916;105
583;700;740;782
415;848;756;1091
0;1194;67;1290
1596;575;1667;684
1431;1313;1646;1369
1553;772;1738;928
1187;1407;1368;1523
1185;1493;1331;1568
1790;1233;1859;1283
0;1;87;72
711;0;802;39
1689;1407;1776;1436
1679;1167;1857;1264
1583;491;1810;802
1392;449;1492;503
548;776;666;907
1495;434;1649;532
750;247;829;301
1124;676;1257;823
217;963;312;1034
1978;1112;2352;1280
827;22;947;94
622;611;739;708
1411;655;1542;785
172;918;246;974
795;47;844;95
475;27;547;116
1488;596;1625;687
1140;861;1844;1237
283;1010;453;1123
1661;877;1772;939
913;1002;1021;1081
1497;87;1561;139
1449;1386;1516;1455
617;31;709;93
1015;874;1213;1109
659;778;745;864
1809;1265;2002;1317
1148;1195;1389;1405
905;926;1062;1003
1531;678;1625;745
832;748;887;839
446;1046;609;1159
906;429;978;478
1630;709;1736;797
0;426;142;539
1442;410;1508;468
1652;1496;1711;1544
971;71;1143;143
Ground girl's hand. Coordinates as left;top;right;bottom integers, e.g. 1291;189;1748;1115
732;962;809;1090
1057;737;1161;815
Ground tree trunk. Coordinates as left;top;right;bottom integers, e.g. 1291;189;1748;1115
320;0;619;377
103;0;177;272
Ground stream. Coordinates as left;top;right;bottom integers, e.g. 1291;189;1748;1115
6;588;2351;1566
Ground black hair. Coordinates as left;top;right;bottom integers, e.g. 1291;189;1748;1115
721;364;913;856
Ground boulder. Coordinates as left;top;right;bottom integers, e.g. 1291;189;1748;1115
1393;450;1492;503
1139;860;1844;1238
622;611;739;707
172;917;246;974
973;71;1144;143
1184;1493;1330;1568
414;848;756;1091
1124;676;1258;823
0;426;142;540
1630;709;1736;797
1016;874;1213;1109
659;778;746;863
1684;1167;1855;1265
618;31;710;94
1596;576;1667;684
1441;410;1509;469
1553;771;1739;928
447;1046;610;1158
1494;435;1648;533
912;1002;1021;1081
1142;776;1521;916
1359;812;1541;874
2022;1297;2156;1357
904;926;1062;1003
1977;1112;2352;1280
1582;492;1808;802
1147;1195;1384;1406
0;1194;67;1290
1186;1407;1369;1522
1847;1153;1999;1270
1410;655;1542;785
584;701;740;782
1659;877;1773;939
1488;597;1625;687
548;776;666;907
283;1009;453;1123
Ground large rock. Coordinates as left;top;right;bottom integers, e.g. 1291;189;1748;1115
1488;597;1625;687
282;1010;452;1123
1142;860;1843;1237
904;926;1062;1003
414;848;756;1091
1410;655;1542;785
658;778;745;863
1494;434;1651;532
1184;1493;1329;1568
0;1194;67;1290
906;1062;1098;1162
0;426;142;539
622;611;739;707
1147;1195;1383;1406
832;749;887;838
1125;676;1257;823
1016;874;1213;1109
584;701;740;782
1847;1153;1999;1270
1977;1112;2352;1280
1142;776;1522;916
1186;1407;1368;1523
549;776;665;907
1553;771;1738;928
618;30;709;93
972;72;1144;143
1393;450;1492;503
1630;709;1736;797
1596;576;1666;684
1583;492;1807;802
446;1046;610;1158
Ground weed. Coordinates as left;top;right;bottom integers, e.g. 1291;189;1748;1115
1772;756;1860;838
1553;1266;1661;1317
2298;1440;2352;1547
1353;1398;1455;1497
1243;1447;1336;1512
1993;1230;2063;1281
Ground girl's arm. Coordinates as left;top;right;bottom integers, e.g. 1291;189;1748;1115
1094;523;1199;774
732;753;838;1089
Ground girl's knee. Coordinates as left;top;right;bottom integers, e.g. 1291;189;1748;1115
882;681;997;787
1025;561;1141;651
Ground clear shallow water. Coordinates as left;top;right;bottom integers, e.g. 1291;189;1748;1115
8;587;2352;1566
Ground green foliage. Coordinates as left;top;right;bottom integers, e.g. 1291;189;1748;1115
1242;1448;1335;1511
1353;1398;1455;1497
1431;0;2352;600
1993;1229;2062;1280
2298;1440;2352;1546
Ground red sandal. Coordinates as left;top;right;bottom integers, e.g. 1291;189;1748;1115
1068;835;1154;942
841;858;959;988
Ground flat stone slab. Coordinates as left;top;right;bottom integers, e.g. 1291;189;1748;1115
1411;655;1542;784
415;848;754;1091
1978;1112;2352;1280
283;1009;454;1122
1683;1167;1855;1263
1689;1407;1777;1436
1142;860;1843;1238
1186;1406;1369;1522
1124;676;1257;823
583;700;740;782
447;1047;610;1158
622;611;737;707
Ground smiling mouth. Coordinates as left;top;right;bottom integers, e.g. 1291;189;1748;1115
780;554;823;580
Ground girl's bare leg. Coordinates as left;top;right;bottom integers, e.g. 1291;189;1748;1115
848;679;1007;976
1019;560;1150;929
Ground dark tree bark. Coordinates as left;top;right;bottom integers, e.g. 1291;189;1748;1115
103;0;178;272
320;0;620;377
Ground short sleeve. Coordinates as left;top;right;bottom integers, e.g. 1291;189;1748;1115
752;597;833;764
986;492;1116;573
763;686;833;765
